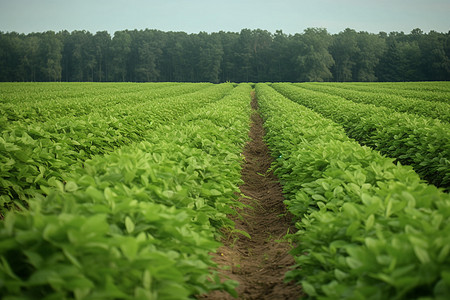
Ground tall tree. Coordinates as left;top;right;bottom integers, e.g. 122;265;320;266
126;30;162;82
20;35;40;81
233;29;250;82
330;28;358;82
197;32;223;83
398;40;423;81
353;31;385;81
250;29;273;82
159;32;189;82
62;30;96;81
419;31;450;80
376;38;404;81
110;31;132;81
270;30;293;82
93;31;111;82
38;31;63;81
1;27;449;83
217;31;239;82
294;28;334;82
0;32;24;81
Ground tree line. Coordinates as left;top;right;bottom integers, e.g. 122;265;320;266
0;28;449;83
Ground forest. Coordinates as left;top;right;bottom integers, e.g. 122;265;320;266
0;27;449;83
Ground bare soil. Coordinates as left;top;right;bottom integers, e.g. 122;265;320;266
201;91;303;299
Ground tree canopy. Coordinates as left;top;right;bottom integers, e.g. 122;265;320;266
0;28;449;82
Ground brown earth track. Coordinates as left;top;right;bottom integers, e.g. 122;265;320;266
201;91;302;299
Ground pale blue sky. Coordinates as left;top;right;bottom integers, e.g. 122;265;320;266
0;0;449;34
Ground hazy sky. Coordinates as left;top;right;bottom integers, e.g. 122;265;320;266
1;0;449;35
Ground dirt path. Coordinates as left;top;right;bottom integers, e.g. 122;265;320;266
202;91;302;299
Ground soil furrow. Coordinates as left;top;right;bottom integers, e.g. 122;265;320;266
203;91;302;299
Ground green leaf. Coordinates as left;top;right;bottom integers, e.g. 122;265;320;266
69;276;95;290
302;281;317;296
365;237;380;252
34;172;44;183
28;269;64;287
346;221;360;236
43;223;60;241
222;279;238;298
209;189;222;196
413;246;430;264
134;287;156;300
402;191;416;208
343;202;359;217
63;247;82;268
23;250;43;268
385;197;393;218
74;287;91;300
312;252;326;264
104;187;116;202
142;270;152;290
120;237;138;261
334;269;349;281
65;181;79;192
408;236;428;249
374;273;395;285
232;229;251;239
125;216;135;234
312;194;326;201
0;256;21;280
321;181;330;190
4;212;16;235
346;256;363;269
85;186;104;202
81;214;109;235
438;245;450;263
365;214;375;231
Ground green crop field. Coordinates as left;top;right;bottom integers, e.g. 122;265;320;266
0;82;449;299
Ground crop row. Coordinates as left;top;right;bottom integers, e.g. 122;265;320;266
0;82;182;102
0;84;252;299
324;82;450;104
256;83;450;299
372;81;450;92
0;83;233;214
298;83;450;123
0;83;211;126
271;83;450;189
342;81;450;92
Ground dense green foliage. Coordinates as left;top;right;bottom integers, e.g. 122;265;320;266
0;83;235;214
256;83;450;299
0;28;449;82
0;83;252;299
1;81;450;299
0;83;208;123
324;82;450;104
271;83;450;189
299;83;450;122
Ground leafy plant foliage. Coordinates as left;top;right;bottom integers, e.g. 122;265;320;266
256;83;450;299
0;83;252;299
300;82;450;122
0;83;232;214
272;83;450;189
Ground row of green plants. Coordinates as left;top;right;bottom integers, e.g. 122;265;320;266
0;83;233;215
0;83;211;126
271;83;450;190
0;83;253;299
366;81;450;91
325;82;450;104
256;83;450;299
0;82;184;103
299;83;450;123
